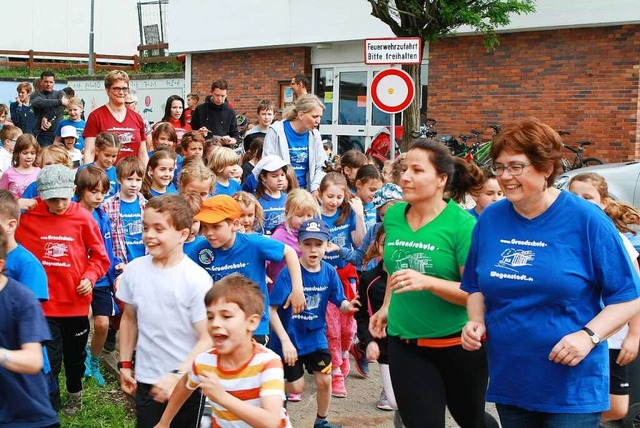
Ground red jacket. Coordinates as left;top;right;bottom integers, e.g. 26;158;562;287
16;201;110;317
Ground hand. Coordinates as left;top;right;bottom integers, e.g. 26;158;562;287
389;269;429;294
366;341;380;361
312;190;320;202
326;242;340;253
199;371;225;402
16;96;22;107
76;278;93;296
61;96;70;107
18;198;37;211
41;117;51;131
349;196;365;218
284;287;306;315
549;330;595;366
150;374;179;403
369;307;388;339
153;423;170;428
345;296;361;313
281;340;298;367
119;368;137;396
617;334;640;366
197;127;209;137
461;321;486;351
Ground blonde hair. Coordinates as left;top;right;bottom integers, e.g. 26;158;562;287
179;158;215;192
233;191;264;232
36;145;72;168
104;70;129;88
207;146;239;174
284;189;321;233
67;97;83;109
283;94;325;121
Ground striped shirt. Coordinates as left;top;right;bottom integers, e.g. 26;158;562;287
187;342;291;428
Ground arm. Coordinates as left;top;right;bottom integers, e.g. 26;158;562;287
155;375;194;428
30;92;63;109
461;292;487;351
119;304;138;395
0;342;43;375
349;198;366;248
338;225;377;268
137;138;149;168
81;220;111;286
281;245;305;314
618;312;640;366
388;266;469;306
268;306;297;366
227;109;240;142
262;128;279;157
83;136;96;164
369;272;393;339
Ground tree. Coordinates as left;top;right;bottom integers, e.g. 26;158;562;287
368;0;535;150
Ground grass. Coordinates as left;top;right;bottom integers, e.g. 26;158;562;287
58;362;135;428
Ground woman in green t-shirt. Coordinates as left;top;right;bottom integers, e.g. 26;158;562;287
370;139;489;428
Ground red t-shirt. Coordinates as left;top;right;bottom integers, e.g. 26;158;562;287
152;118;192;143
84;105;147;164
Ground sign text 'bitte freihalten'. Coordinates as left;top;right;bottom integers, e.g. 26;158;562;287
364;38;422;65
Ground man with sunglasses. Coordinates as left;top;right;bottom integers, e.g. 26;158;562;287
30;71;69;147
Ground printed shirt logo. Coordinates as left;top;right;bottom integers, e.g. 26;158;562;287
496;248;535;272
392;249;432;272
489;237;541;283
44;242;69;259
198;248;214;265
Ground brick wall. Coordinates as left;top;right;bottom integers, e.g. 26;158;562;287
190;46;311;119
427;25;640;162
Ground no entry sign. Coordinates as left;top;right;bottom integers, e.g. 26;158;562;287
371;68;415;114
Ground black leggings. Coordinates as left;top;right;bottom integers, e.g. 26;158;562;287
388;335;489;428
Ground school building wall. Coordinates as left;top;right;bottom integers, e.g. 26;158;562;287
427;24;640;162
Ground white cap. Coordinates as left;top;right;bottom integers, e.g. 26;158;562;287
252;155;289;179
60;125;77;139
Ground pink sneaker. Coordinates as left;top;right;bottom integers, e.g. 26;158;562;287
340;353;351;378
331;374;347;398
288;393;302;402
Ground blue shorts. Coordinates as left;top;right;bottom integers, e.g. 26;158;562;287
91;286;119;317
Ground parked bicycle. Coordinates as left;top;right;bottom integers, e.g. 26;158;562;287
558;131;605;172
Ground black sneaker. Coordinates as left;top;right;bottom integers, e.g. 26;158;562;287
349;342;370;378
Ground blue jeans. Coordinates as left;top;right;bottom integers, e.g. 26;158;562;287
496;404;601;428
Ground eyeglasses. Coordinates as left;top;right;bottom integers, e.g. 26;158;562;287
125;101;137;105
111;87;129;93
489;162;531;177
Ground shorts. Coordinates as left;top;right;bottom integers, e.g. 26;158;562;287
284;349;332;383
91;286;119;317
609;349;630;395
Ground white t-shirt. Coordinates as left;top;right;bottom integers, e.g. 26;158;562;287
116;254;212;384
0;147;11;175
608;233;639;349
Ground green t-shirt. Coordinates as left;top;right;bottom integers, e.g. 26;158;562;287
383;200;476;339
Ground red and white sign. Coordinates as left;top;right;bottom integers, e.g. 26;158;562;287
365;37;422;65
371;68;415;114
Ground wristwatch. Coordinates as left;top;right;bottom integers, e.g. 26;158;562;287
118;361;133;370
581;327;600;345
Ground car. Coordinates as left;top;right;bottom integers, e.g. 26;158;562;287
554;161;640;208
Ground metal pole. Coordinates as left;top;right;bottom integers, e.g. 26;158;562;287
390;113;396;161
88;0;95;75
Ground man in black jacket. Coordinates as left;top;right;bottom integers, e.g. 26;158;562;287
190;79;240;147
30;71;69;147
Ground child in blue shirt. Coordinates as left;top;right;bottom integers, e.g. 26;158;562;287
141;148;179;199
76;132;121;198
54;97;85;151
254;155;289;235
269;219;359;428
209;147;241;196
187;195;306;345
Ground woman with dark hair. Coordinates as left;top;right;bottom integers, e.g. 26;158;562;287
154;95;191;144
461;117;640;427
369;138;489;428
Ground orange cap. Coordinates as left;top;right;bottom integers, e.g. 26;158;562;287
194;195;242;224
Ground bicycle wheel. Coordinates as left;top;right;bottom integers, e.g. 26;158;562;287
582;157;605;167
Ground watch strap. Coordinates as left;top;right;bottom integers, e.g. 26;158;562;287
581;327;599;344
118;360;133;369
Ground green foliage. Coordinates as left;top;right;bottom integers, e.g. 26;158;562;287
368;0;536;50
0;62;182;79
58;365;135;428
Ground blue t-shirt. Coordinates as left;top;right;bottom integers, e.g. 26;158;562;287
270;261;345;356
364;202;377;231
5;245;48;301
187;232;285;336
283;120;309;189
20;181;39;200
467;207;480;219
184;235;206;256
150;183;178;198
259;192;287;235
214;180;241;197
55;119;86;150
77;163;119;198
322;208;357;269
461;191;640;413
242;174;257;194
0;279;59;427
120;199;145;262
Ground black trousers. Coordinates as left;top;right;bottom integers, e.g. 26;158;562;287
45;316;90;410
388;335;489;428
136;382;205;428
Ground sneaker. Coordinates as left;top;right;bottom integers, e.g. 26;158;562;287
287;393;302;402
376;390;393;411
393;410;405;428
314;419;342;428
89;356;105;387
349;343;370;378
331;374;347;398
83;347;91;378
340;352;351;379
62;391;82;416
103;328;116;353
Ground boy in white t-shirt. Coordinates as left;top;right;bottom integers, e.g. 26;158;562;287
116;194;213;428
0;125;21;174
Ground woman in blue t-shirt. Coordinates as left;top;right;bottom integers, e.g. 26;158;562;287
461;118;640;428
263;94;327;195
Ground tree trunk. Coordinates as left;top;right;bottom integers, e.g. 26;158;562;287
401;63;421;152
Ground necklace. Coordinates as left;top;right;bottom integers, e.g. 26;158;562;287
108;105;127;121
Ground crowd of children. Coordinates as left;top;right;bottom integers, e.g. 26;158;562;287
3;81;640;428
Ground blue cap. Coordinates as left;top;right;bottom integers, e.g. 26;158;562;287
298;219;330;242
